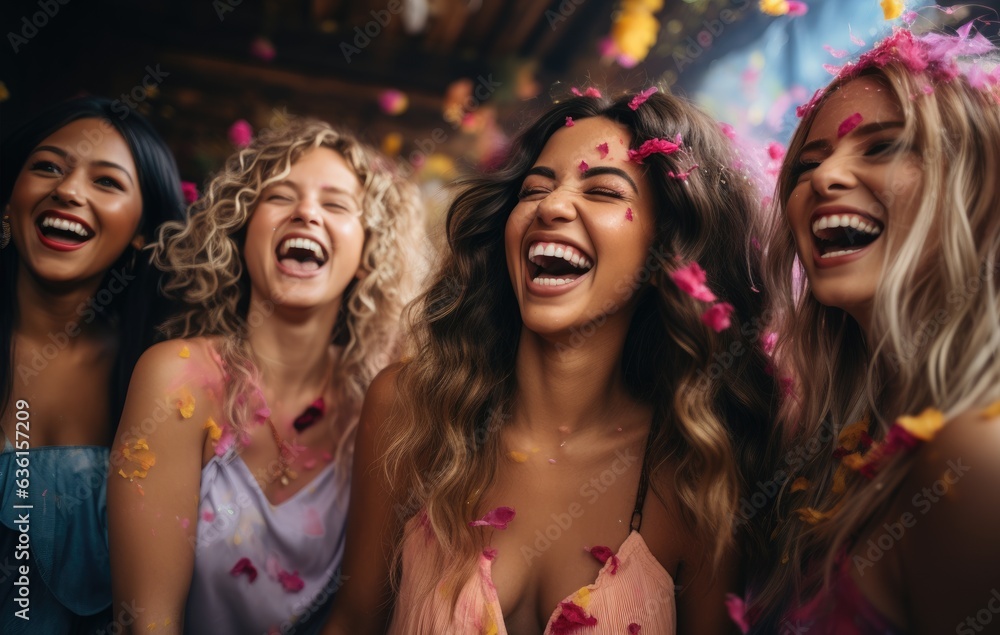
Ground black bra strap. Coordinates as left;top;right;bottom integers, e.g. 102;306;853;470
629;432;653;533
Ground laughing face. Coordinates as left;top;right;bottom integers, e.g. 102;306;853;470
243;146;366;313
504;116;656;336
7;118;143;286
785;75;922;323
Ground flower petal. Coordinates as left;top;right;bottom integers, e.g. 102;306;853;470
627;137;679;163
628;86;658;110
701;303;735;332
469;506;516;530
670;262;717;302
230;557;258;583
725;593;750;633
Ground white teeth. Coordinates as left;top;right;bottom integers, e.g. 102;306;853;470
531;276;572;286
811;214;882;237
527;241;593;271
821;248;862;258
40;216;89;237
279;237;324;261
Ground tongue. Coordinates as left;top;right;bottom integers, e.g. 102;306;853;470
279;257;320;272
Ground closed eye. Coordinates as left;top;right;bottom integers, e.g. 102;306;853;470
588;188;626;199
518;188;549;199
267;194;293;202
790;160;819;181
95;176;125;191
30;160;62;175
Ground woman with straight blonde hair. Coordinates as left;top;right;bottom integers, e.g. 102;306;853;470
751;24;1000;634
107;117;424;634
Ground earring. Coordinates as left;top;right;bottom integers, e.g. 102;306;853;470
1;215;10;250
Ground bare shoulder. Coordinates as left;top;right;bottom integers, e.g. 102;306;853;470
129;337;225;392
897;407;1000;634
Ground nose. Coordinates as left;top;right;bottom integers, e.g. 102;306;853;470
291;196;321;224
534;187;578;225
810;153;858;197
51;169;85;207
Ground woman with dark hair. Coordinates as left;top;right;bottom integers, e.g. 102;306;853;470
0;96;184;633
324;89;778;634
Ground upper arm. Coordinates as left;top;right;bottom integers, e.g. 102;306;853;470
323;366;407;635
107;339;218;633
901;410;1000;635
676;537;742;635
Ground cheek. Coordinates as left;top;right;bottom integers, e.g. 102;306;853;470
504;206;531;265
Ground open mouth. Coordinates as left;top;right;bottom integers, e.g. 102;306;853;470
276;236;328;273
811;213;883;259
36;212;94;246
527;241;593;286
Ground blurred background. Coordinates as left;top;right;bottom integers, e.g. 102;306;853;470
2;0;997;221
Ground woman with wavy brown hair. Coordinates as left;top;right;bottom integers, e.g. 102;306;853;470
106;117;425;634
324;89;778;634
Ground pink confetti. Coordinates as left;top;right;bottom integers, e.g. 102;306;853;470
215;426;236;457
625;208;634;222
278;569;305;593
671;262;717;302
627;138;680;164
179;517;190;529
767;142;785;161
378;89;408;116
668;164;699;181
250;37;276;62
628;625;641;635
921;84;935;95
702;303;735;332
230;557;258;583
483;548;497;560
571;86;602;98
589;545;620;574
823;63;842;75
725;593;750;634
550;602;598;634
787;1;808;16
823;44;848;58
228;120;253;148
902;10;918;24
202;509;215;523
565;116;575;127
548;458;557;464
181;181;199;204
762;331;778;355
850;28;866;47
468;506;516;530
837;112;863;137
579;160;589;172
596;142;609;158
628;86;658;110
720;122;737;140
303;507;325;537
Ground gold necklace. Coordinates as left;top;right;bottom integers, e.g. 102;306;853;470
267;418;298;486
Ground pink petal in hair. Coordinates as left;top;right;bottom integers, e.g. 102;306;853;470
565;116;575;127
667;165;699;181
468;506;516;530
628;86;658;110
627;138;680;164
701;302;735;332
671;262;717;302
725;593;751;634
837;112;864;138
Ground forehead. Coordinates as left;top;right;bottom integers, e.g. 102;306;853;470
37;118;134;165
534;116;636;169
806;76;904;141
284;146;362;194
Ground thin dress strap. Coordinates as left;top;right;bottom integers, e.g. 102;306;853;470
629;432;653;533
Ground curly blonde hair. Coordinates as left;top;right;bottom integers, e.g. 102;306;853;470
153;118;425;444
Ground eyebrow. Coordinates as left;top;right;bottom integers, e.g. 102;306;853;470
798;120;906;155
271;179;359;198
525;165;639;194
32;145;135;185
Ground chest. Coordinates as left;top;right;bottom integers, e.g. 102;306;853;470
478;444;679;633
3;340;115;446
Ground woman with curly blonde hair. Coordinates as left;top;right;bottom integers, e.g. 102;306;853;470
325;89;778;634
107;118;425;634
750;25;1000;634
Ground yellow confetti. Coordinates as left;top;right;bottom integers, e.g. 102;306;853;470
831;464;849;494
838;415;870;449
204;417;222;442
179;345;190;358
508;451;528;463
119;438;157;479
794;501;844;525
570;586;592;610
177;390;195;419
759;0;789;16
981;400;1000;418
880;0;904;20
896;408;945;441
790;477;809;493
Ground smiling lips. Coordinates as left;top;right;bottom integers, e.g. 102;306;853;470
276;236;328;274
527;241;593;286
811;212;883;259
35;211;95;251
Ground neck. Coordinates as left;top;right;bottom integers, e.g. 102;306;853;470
512;321;639;442
245;296;339;400
14;266;108;344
